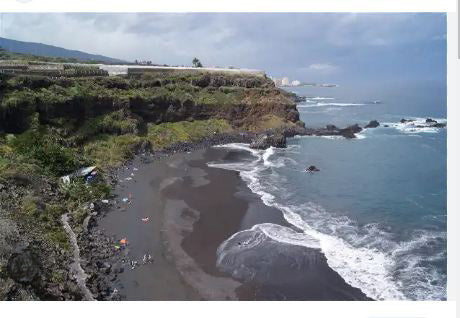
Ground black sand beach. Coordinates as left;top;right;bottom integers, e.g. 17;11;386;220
98;147;370;300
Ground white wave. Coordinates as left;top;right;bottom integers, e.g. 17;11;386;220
218;223;321;257
209;143;446;300
254;200;406;300
316;102;366;107
213;142;260;156
298;107;343;114
298;102;367;108
383;118;447;134
294;135;365;141
321;135;345;140
216;223;321;284
309;97;335;100
262;147;275;166
355;128;367;139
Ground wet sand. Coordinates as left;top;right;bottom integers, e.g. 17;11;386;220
98;147;370;300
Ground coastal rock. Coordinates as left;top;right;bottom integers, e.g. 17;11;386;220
364;120;380;128
293;94;307;103
426;118;437;123
6;249;42;284
250;133;286;150
400;118;415;124
306;165;320;172
339;124;362;139
282;125;308;138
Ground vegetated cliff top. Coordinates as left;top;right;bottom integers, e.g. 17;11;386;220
0;70;301;137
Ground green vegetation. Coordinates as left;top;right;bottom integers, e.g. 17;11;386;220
146;119;233;150
7;128;86;176
83;134;144;169
19;196;69;249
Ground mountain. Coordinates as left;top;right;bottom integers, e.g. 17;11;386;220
0;37;126;64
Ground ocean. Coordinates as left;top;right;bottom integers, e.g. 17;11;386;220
208;80;447;301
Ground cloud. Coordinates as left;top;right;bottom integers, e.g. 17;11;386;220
308;63;338;72
1;13;446;84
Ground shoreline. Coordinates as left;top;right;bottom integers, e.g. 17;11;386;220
84;140;371;300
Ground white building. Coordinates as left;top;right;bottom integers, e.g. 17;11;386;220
272;78;282;87
281;77;290;86
291;80;301;86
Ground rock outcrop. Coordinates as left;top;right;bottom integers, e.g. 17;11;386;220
301;124;364;139
250;132;287;150
7;248;42;284
365;120;380;128
400;118;446;129
306;165;320;172
339;124;363;139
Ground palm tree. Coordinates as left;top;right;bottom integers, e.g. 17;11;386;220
192;57;203;68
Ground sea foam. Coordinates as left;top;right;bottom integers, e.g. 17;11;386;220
383;117;447;134
210;143;446;300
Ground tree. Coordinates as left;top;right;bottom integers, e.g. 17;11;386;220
192;57;203;68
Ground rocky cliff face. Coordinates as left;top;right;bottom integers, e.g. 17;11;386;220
0;72;303;135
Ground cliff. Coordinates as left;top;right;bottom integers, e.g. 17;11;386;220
0;71;301;133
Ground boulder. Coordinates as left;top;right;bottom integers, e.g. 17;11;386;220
400;118;414;124
7;249;42;284
339;124;362;139
306;165;320;172
426;118;437;123
250;133;286;150
364;120;380;128
326;124;338;131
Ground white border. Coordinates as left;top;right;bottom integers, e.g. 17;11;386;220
447;11;459;304
0;0;456;13
0;1;458;317
0;301;457;318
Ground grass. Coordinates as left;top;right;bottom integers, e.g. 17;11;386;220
146;119;233;150
19;195;70;249
0;71;278;135
73;110;140;144
6;128;86;176
83;134;143;170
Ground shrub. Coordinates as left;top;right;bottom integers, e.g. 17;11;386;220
147;119;232;150
8;129;85;176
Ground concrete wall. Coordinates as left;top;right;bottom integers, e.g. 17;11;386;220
100;64;265;77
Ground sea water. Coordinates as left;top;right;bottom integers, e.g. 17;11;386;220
209;80;447;301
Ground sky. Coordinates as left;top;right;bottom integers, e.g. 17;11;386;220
0;13;446;85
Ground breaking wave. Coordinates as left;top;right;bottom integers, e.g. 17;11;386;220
209;143;446;301
299;102;367;108
382;118;447;134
